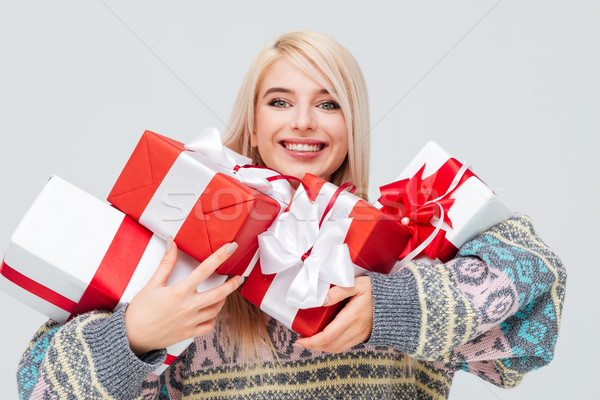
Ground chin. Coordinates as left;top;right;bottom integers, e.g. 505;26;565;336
287;167;329;182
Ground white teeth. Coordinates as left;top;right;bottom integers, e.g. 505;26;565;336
284;142;323;152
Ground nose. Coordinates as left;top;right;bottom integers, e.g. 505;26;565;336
290;104;317;132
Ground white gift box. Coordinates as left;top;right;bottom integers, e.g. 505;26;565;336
376;141;514;269
0;176;226;374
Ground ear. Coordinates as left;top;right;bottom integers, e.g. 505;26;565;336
250;129;258;148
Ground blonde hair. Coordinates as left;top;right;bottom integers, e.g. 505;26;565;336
221;30;371;361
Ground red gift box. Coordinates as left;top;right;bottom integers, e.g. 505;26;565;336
241;174;410;336
108;130;283;276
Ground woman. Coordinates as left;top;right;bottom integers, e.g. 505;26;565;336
17;30;566;400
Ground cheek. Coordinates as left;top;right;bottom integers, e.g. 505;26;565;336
254;108;280;147
253;109;269;148
331;119;349;158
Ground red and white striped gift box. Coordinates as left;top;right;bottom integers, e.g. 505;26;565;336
242;174;410;337
107;129;290;277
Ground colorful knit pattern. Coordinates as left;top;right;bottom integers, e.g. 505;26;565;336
17;323;59;400
18;310;167;400
457;217;567;387
16;216;566;399
146;319;454;400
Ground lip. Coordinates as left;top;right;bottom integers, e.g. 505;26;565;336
279;138;328;160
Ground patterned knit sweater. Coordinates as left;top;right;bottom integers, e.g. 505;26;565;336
16;216;566;400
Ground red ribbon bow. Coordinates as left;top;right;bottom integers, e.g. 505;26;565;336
378;158;474;261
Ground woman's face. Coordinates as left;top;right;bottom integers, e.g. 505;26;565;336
252;58;349;182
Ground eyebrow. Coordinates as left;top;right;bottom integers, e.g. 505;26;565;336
262;87;331;98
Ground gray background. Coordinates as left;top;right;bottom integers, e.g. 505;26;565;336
1;1;597;399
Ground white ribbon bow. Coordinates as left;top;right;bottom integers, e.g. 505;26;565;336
185;127;276;195
258;188;356;308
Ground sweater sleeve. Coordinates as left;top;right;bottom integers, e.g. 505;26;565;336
366;215;566;388
16;305;169;400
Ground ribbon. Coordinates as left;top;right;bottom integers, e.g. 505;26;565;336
378;158;474;264
185;127;278;195
0;260;77;313
258;183;356;309
164;354;178;365
236;165;310;204
69;216;153;319
1;216;151;321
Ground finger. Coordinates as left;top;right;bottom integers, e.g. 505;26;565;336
295;318;342;352
323;285;357;306
192;299;226;325
184;242;238;290
296;310;359;353
149;238;178;286
191;318;217;337
296;283;372;353
192;275;244;308
324;276;371;306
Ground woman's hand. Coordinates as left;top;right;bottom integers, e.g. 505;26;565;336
294;276;373;353
124;240;243;356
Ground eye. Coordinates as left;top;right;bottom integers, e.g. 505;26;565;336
268;99;291;108
317;101;340;110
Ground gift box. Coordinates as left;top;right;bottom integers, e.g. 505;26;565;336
107;128;292;276
376;141;514;269
0;176;227;374
241;174;410;337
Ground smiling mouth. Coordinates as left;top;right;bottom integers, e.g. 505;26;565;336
280;141;326;152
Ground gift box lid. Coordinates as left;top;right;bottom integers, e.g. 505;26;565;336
107;130;277;221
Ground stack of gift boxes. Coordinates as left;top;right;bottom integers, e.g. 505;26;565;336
0;128;513;374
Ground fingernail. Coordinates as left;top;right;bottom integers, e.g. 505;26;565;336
238;276;245;285
226;242;238;255
322;296;330;306
166;237;173;252
292;343;304;349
